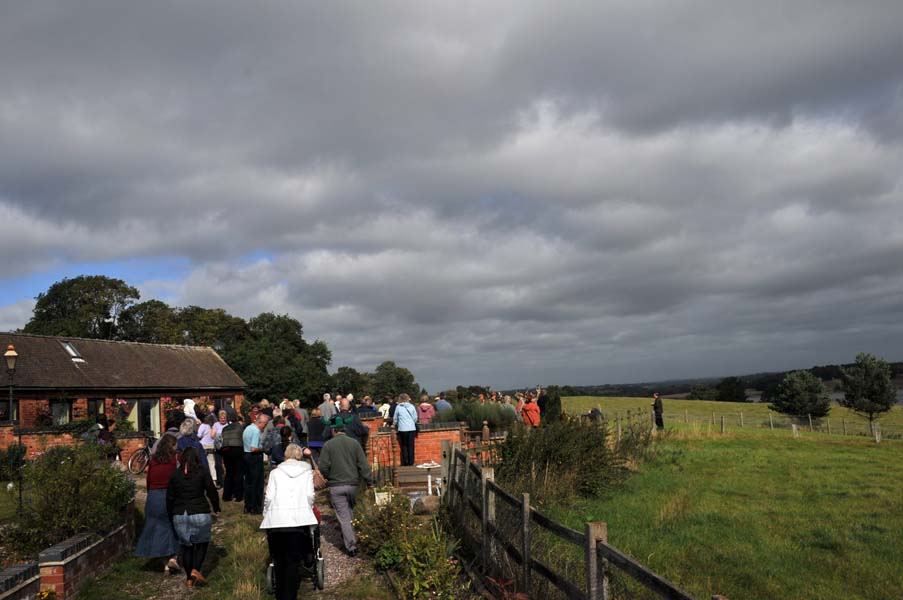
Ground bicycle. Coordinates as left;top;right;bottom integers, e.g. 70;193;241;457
127;435;156;475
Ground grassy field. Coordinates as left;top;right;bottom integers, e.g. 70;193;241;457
547;397;903;599
564;395;903;436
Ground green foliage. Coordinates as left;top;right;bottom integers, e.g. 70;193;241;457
3;444;135;558
357;495;468;599
544;386;562;423
177;305;249;348
840;352;897;423
117;299;181;343
717;376;748;402
373;361;420;400
24;275;140;339
332;366;372;396
687;384;719;400
769;370;831;418
497;418;627;505
0;444;25;481
452;401;516;431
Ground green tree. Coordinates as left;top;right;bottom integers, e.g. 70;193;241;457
687;384;719;400
177;306;249;350
332;366;367;396
839;352;897;423
373;361;419;400
769;370;831;418
24;275;139;339
118;299;181;343
544;385;563;423
716;377;747;403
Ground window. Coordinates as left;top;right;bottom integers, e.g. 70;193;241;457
0;401;17;422
87;398;106;418
61;341;85;363
51;400;72;426
122;398;161;435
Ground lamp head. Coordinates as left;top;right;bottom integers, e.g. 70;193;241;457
3;345;17;372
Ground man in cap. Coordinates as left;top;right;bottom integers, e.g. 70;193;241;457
318;415;374;556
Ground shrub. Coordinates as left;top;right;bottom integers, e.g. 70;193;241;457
544;386;562;423
496;418;626;506
2;444;135;558
0;443;25;481
452;401;516;432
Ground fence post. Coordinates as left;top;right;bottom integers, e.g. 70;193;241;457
792;424;800;438
827;419;831;435
769;413;774;430
711;411;715;426
739;412;744;428
617;419;622;443
482;466;495;570
872;422;881;444
585;521;609;600
684;409;688;424
842;418;847;436
482;421;490;443
720;415;725;434
808;414;813;432
521;493;531;596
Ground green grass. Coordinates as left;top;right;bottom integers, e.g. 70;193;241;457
0;483;17;524
564;395;903;436
543;408;903;600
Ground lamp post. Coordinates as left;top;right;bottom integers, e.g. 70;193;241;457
4;344;20;513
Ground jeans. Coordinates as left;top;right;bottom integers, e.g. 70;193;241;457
266;528;314;600
243;452;264;513
397;430;416;466
221;449;244;501
329;485;359;552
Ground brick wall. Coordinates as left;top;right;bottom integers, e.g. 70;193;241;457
367;421;466;467
0;424;148;461
0;564;39;600
37;502;135;599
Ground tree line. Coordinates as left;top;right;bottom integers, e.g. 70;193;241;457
20;275;422;404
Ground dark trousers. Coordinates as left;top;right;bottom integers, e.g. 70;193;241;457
243;452;264;513
654;412;664;430
397;431;417;466
266;528;313;600
221;449;244;501
213;452;224;486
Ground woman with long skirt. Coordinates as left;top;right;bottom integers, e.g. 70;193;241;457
134;435;181;573
166;446;221;588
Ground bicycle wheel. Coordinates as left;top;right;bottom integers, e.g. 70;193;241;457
128;449;149;475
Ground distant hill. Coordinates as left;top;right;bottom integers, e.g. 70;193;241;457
557;360;903;399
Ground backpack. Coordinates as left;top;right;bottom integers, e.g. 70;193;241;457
260;427;280;453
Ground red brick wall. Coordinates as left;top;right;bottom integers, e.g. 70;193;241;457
0;425;146;461
367;423;465;467
38;502;135;599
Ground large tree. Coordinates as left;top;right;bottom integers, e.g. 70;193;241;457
177;305;249;350
769;370;831;418
716;377;748;403
118;300;181;344
332;366;368;396
372;361;419;400
24;275;139;339
839;352;897;423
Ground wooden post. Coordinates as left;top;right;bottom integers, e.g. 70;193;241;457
792;424;800;438
711;411;716;426
482;466;495;569
684;409;688;424
872;422;881;444
616;419;622;443
585;521;609;600
769;413;774;430
808;414;813;432
720;415;725;434
482;420;490;443
521;493;531;596
827;419;831;435
739;412;744;428
842;418;847;435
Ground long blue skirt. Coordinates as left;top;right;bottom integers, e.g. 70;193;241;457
134;489;180;557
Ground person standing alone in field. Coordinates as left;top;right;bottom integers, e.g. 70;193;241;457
652;392;664;430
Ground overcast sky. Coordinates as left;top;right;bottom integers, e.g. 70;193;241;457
1;1;902;391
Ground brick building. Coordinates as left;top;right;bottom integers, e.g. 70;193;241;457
0;332;246;451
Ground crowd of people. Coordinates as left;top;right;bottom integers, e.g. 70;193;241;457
132;387;553;595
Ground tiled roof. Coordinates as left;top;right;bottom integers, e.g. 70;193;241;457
1;333;245;391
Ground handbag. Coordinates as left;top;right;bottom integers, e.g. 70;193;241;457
309;455;328;491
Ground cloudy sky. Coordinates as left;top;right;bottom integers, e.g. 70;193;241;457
1;1;902;391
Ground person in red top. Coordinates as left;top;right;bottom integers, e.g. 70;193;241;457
521;397;541;428
134;435;181;573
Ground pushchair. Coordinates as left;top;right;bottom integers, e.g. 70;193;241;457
266;505;325;593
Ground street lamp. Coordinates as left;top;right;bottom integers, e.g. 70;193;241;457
3;344;21;514
4;344;16;422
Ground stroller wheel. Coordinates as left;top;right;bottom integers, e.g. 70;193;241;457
266;562;276;595
315;556;325;590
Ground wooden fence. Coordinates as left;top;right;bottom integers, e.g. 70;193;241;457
442;443;696;600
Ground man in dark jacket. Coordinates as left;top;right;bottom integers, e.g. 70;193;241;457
319;416;373;556
216;414;245;502
337;397;369;453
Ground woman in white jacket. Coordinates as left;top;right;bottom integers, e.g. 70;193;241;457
260;444;317;600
